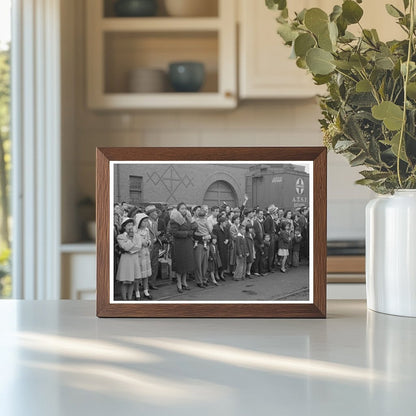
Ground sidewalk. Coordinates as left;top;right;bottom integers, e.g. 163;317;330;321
150;265;310;301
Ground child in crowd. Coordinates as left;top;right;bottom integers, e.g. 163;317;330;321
207;234;222;286
245;224;255;278
194;206;211;250
116;218;140;301
278;222;291;273
234;224;249;280
134;213;153;300
262;233;271;273
292;227;302;268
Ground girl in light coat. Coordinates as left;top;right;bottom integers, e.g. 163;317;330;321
134;213;153;300
116;218;140;301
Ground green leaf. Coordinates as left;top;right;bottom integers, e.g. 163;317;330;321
277;23;298;43
403;0;410;10
385;4;404;18
350;54;368;70
356;79;372;92
334;139;355;152
407;82;416;99
304;8;329;35
350;151;368;167
296;57;308;69
296;8;307;23
381;132;408;162
266;0;287;11
318;27;334;52
342;0;364;24
336;15;348;36
362;29;376;46
313;74;332;85
372;101;404;131
306;48;335;75
344;114;367;147
332;60;352;70
355;178;378;186
375;55;395;70
294;33;316;58
339;31;356;43
371;29;380;42
330;5;342;22
359;170;392;181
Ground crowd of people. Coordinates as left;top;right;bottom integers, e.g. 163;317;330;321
113;196;309;301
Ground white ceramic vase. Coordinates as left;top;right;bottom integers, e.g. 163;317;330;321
366;190;416;317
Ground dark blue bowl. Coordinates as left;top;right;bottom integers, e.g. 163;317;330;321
168;62;205;93
114;0;158;17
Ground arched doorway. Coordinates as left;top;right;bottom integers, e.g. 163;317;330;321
203;180;237;208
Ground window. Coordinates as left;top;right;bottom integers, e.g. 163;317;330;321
0;0;11;298
129;175;143;205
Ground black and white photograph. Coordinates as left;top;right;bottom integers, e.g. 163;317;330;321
110;161;312;303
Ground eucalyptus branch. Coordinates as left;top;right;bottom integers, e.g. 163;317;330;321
334;68;358;84
359;69;381;104
397;0;415;188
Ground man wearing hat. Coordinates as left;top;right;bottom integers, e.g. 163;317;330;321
145;205;161;290
263;204;278;272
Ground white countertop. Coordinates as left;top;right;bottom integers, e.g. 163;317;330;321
0;300;415;415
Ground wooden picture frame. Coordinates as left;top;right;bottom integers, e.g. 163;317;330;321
96;147;327;318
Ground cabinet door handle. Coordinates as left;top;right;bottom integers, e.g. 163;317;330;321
225;91;234;98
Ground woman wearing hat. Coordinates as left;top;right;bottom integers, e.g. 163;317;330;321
263;204;278;272
212;216;230;281
133;213;153;300
169;202;197;293
116;218;141;301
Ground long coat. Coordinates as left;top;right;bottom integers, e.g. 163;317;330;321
252;219;264;248
228;224;239;266
245;233;255;263
116;232;140;283
169;215;197;274
235;234;250;258
213;224;230;270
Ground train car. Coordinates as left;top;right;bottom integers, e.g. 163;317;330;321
246;164;309;211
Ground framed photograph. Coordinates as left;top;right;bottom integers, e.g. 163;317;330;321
96;147;327;318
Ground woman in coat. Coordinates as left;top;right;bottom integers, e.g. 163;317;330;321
212;216;230;281
228;214;240;275
169;202;197;292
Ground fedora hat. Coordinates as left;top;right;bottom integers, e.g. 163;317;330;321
145;204;158;215
267;204;278;214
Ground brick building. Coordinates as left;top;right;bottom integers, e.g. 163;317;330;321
113;163;309;210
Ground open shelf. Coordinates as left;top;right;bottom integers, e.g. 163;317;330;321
103;0;219;18
104;31;218;94
101;17;221;32
87;0;236;109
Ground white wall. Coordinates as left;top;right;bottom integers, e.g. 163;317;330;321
61;0;375;243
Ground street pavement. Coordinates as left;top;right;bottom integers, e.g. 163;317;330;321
150;264;310;301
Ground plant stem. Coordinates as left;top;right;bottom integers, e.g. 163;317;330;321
397;0;415;188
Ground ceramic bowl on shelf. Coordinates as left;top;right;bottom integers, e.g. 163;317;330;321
164;0;218;17
114;0;158;17
168;62;205;92
128;68;167;93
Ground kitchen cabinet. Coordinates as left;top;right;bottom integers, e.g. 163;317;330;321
238;0;404;99
61;244;96;300
239;0;325;99
86;0;237;109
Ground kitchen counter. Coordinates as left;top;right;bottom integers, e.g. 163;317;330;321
0;300;415;415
